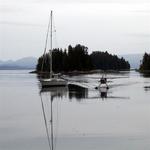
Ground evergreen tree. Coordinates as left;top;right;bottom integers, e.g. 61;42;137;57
36;44;130;72
90;51;130;70
140;53;150;70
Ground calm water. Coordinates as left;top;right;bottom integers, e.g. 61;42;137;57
0;70;150;150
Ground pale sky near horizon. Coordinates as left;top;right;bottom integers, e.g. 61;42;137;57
0;0;150;60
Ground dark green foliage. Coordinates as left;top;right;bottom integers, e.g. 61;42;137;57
67;44;93;71
90;51;130;70
36;53;50;72
36;44;93;72
36;44;130;72
140;53;150;71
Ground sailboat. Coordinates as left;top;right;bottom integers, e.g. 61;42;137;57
40;11;67;87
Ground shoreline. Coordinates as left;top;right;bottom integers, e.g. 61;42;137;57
30;69;131;75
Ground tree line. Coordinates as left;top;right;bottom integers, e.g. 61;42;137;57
140;52;150;71
36;44;130;72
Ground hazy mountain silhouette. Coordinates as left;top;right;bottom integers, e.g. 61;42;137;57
119;53;143;69
0;54;143;70
0;57;37;69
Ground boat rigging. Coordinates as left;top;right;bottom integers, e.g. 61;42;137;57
40;11;67;87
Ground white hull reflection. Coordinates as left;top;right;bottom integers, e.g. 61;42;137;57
40;86;68;97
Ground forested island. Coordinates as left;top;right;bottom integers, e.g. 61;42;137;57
36;44;130;73
140;52;150;71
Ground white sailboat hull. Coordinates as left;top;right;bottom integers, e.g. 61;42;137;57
40;78;67;87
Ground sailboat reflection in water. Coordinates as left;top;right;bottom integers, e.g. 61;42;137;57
40;86;67;150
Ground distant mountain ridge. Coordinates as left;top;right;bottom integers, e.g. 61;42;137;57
0;57;37;69
119;53;143;69
0;54;143;70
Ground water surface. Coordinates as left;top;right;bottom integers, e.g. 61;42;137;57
0;70;150;150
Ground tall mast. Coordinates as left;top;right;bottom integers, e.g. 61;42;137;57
49;10;53;78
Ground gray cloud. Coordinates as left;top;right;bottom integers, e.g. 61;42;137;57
32;0;150;4
0;4;25;14
126;33;150;38
36;0;149;3
1;0;150;4
0;21;44;27
131;10;150;14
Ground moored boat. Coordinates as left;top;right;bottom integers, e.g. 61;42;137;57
40;11;67;87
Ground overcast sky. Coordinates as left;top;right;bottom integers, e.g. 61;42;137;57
0;0;150;60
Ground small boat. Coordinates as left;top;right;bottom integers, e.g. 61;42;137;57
40;11;67;87
40;74;67;87
98;75;109;98
99;85;108;98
